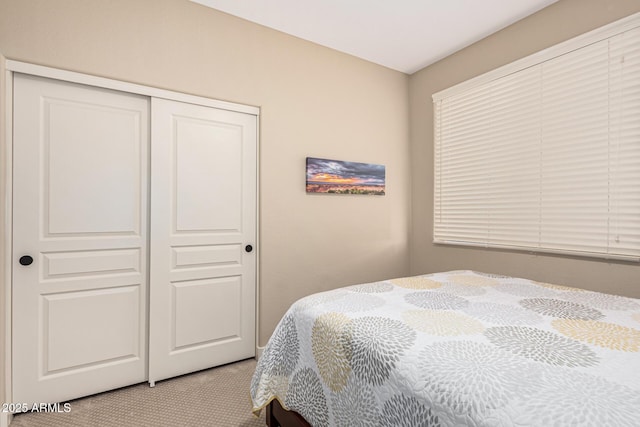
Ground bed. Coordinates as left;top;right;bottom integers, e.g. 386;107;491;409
250;270;640;427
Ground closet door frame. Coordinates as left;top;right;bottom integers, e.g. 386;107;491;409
1;60;260;418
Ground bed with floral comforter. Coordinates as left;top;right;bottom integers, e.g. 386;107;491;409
251;270;640;426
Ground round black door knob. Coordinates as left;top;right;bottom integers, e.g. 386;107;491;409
19;255;33;266
245;245;253;253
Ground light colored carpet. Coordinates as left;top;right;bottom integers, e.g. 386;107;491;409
10;358;265;427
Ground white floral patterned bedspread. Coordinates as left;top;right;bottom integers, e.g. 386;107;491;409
250;270;640;427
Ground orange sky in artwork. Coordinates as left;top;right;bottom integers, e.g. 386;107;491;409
311;173;361;184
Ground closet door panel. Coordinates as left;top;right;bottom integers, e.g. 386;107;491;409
172;277;242;348
149;98;256;383
174;118;242;231
44;286;141;371
12;74;149;404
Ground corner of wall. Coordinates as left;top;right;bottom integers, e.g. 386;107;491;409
0;51;9;423
256;345;265;360
1;412;11;427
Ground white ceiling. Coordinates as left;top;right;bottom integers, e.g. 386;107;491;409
190;0;558;74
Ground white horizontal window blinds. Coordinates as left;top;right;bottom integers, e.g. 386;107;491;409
433;21;640;260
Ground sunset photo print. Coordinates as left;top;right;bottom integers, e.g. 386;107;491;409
306;157;385;195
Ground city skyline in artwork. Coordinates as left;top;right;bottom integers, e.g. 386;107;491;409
306;157;385;195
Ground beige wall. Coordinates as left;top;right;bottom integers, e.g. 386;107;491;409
0;0;410;396
409;0;640;298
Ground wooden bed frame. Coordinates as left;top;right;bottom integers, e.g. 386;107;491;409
265;400;311;427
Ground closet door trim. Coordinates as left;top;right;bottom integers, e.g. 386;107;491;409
6;61;259;115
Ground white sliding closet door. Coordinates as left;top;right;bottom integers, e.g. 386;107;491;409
12;74;149;404
149;98;257;384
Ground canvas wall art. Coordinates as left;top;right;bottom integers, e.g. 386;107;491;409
306;157;385;195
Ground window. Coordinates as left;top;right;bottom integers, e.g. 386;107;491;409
433;13;640;261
